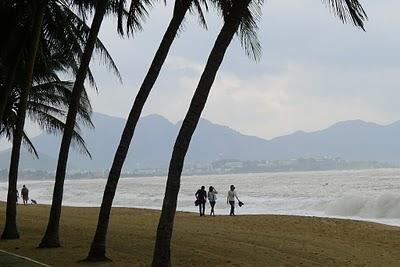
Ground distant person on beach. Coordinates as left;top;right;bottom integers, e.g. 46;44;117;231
21;185;29;205
195;186;207;216
227;185;241;216
208;186;218;216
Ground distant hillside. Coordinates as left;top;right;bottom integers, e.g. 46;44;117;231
0;149;58;171
1;113;400;171
267;120;400;162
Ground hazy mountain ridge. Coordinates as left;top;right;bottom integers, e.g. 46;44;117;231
1;112;400;171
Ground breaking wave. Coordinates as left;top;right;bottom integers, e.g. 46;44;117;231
325;193;400;218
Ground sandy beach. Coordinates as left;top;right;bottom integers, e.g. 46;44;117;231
0;202;400;266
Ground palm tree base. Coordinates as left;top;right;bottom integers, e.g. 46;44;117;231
1;229;20;240
151;258;171;267
38;235;61;248
83;255;112;262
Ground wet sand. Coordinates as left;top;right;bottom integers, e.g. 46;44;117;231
0;202;399;266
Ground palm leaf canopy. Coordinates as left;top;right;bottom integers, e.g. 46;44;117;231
121;0;210;37
63;0;151;36
0;67;93;159
1;0;130;89
0;0;130;157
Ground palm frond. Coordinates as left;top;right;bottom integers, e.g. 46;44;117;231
27;109;92;158
211;0;263;61
30;80;93;129
237;0;263;61
94;38;122;83
1;0;97;159
63;5;122;81
70;129;92;158
322;0;367;30
124;0;153;37
45;1;122;88
22;131;39;158
189;0;209;30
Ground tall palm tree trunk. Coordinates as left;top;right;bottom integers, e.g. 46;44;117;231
151;1;250;265
86;1;191;261
1;1;46;240
38;0;108;248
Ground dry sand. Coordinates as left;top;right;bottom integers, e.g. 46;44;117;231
0;202;400;266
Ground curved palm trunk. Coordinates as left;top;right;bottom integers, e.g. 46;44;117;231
85;1;191;261
1;1;46;240
38;0;108;248
151;1;250;265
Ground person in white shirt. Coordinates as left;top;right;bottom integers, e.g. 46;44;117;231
208;186;218;216
227;184;241;216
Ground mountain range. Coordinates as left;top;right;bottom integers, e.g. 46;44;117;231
1;112;400;171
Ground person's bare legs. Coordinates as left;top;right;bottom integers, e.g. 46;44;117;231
210;201;215;216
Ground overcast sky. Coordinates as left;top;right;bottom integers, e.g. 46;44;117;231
2;0;397;152
85;0;399;140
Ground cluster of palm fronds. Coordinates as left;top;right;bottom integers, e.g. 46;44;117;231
0;0;367;265
0;0;127;156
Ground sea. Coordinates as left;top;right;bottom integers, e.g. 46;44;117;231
2;168;400;226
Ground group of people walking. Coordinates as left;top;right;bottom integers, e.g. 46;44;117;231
195;184;242;216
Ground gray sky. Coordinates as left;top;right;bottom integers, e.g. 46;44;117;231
87;0;400;140
1;0;398;151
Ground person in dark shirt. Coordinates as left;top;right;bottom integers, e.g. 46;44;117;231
195;186;207;216
21;185;29;205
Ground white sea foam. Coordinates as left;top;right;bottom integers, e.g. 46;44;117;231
325;193;400;218
2;169;400;226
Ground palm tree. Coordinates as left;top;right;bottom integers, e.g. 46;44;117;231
86;0;208;261
1;0;119;240
0;2;30;122
38;0;110;248
1;78;93;239
1;0;47;240
151;0;367;265
0;0;123;121
38;0;145;248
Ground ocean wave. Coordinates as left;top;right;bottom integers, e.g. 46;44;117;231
325;193;400;218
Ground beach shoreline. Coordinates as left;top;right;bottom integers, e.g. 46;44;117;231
4;169;400;228
0;202;400;266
